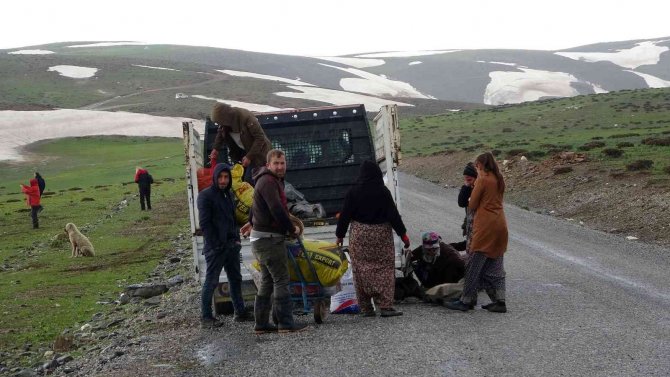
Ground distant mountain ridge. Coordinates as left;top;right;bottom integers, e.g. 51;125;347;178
1;37;668;117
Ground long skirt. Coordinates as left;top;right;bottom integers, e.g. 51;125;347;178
460;252;506;305
349;221;395;311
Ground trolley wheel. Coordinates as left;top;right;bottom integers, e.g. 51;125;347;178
313;300;328;324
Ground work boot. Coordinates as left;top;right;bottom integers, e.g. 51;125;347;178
253;295;278;334
484;301;507;313
200;317;224;329
275;296;308;333
233;310;254;322
444;299;474;311
380;308;403;317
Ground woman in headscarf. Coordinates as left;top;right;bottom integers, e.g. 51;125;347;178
336;160;410;317
445;152;508;313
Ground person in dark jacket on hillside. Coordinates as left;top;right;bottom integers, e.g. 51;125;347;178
197;163;250;328
409;232;465;289
336;160;411;317
240;149;306;334
21;178;41;229
34;172;46;213
134;167;154;210
211;103;272;184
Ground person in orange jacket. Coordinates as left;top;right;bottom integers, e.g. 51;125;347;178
21;178;41;229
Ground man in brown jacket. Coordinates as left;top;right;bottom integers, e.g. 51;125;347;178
211;103;272;183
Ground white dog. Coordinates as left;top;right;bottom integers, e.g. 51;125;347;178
64;223;95;257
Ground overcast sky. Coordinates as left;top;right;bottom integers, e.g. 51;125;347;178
2;0;669;56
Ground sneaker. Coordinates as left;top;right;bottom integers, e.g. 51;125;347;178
200;317;224;329
254;324;278;334
484;301;507;313
444;300;474;311
380;308;403;317
278;323;309;333
233;311;254;322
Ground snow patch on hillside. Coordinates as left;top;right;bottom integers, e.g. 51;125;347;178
133;64;180;72
48;65;98;78
275;86;413;110
555;41;669;69
356;50;457;58
625;70;670;88
67;42;148;48
8;49;54;55
218;70;314;86
191;95;288;112
320;64;434;99
0;110;196;161
478;61;519;67
314;56;385;68
484;68;580;105
408;61;422;66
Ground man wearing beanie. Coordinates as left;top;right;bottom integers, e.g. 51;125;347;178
211;103;272;183
452;162;478;251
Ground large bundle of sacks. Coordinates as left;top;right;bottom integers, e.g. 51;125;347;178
252;238;348;287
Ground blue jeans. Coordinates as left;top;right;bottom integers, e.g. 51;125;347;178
201;240;244;319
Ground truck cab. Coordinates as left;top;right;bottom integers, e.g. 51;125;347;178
183;104;402;315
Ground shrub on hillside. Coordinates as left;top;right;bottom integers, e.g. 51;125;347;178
641;137;670;146
591;136;603;140
602;148;623;158
664;166;670;175
578;141;606;151
526;150;547;160
506;149;528;157
608;133;640;138
616;142;634;148
626;160;654;171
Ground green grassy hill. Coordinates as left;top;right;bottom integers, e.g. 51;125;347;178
400;88;670;174
0;136;187;356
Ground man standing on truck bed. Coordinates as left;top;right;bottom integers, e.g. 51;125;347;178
242;149;307;333
198;163;252;328
211;103;272;184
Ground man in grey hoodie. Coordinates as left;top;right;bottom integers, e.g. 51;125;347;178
197;163;252;328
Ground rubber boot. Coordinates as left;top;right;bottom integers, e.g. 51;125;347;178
254;295;277;334
275;296;308;333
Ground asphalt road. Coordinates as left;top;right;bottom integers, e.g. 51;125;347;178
128;173;670;377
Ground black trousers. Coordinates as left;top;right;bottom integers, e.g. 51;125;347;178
139;188;151;210
30;205;39;228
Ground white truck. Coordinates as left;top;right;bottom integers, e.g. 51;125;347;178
182;104;402;315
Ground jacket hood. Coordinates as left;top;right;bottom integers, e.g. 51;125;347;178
357;160;383;185
211;103;242;132
252;166;280;181
212;163;232;191
29;178;38;186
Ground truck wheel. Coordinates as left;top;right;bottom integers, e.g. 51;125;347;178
214;301;234;316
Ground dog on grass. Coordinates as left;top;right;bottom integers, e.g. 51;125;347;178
64;223;95;257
